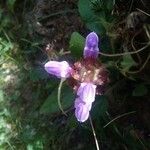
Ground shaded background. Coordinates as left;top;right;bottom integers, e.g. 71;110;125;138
0;0;150;149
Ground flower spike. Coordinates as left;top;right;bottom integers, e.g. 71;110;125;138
44;32;108;125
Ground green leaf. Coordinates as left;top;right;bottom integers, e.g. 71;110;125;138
0;38;12;55
0;90;4;102
29;67;49;81
91;96;108;119
86;21;105;35
40;85;74;114
66;115;78;130
105;0;114;11
121;55;137;71
7;0;16;12
69;32;85;58
78;0;95;22
78;0;113;34
132;84;148;96
78;0;105;34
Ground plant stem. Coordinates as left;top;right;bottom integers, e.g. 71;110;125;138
103;111;136;128
128;53;150;74
58;78;67;116
60;42;150;57
89;115;100;150
99;42;150;57
38;9;77;21
136;8;150;17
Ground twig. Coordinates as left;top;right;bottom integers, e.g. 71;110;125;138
2;28;11;44
127;53;150;74
61;42;150;57
136;8;150;17
58;78;67;116
131;30;142;64
144;25;150;40
38;9;77;21
99;42;150;57
89;115;100;150
128;0;134;13
133;130;148;150
59;51;71;55
103;111;136;128
139;0;146;7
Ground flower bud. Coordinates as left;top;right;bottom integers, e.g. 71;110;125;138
84;32;99;59
44;61;71;78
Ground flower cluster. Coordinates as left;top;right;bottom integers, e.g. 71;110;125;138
44;32;109;122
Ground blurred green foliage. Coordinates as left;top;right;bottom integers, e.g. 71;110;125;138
40;85;74;114
69;32;85;58
78;0;116;35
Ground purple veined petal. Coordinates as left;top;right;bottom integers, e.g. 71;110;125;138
74;97;83;109
84;32;99;59
74;97;92;111
75;103;89;122
77;82;96;103
44;61;71;78
77;82;87;96
86;102;92;111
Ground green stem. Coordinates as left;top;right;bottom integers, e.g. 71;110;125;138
103;111;136;128
58;78;67;116
89;115;100;150
99;42;150;57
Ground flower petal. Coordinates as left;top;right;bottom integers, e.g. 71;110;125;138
74;97;92;111
84;32;99;59
44;61;71;78
74;97;83;109
75;103;89;122
77;82;96;103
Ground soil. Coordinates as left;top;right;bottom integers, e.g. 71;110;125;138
25;0;85;51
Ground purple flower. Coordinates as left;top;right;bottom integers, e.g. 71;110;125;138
77;83;96;103
75;102;90;122
44;61;71;78
74;97;92;111
74;83;96;122
84;32;99;59
44;32;108;123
